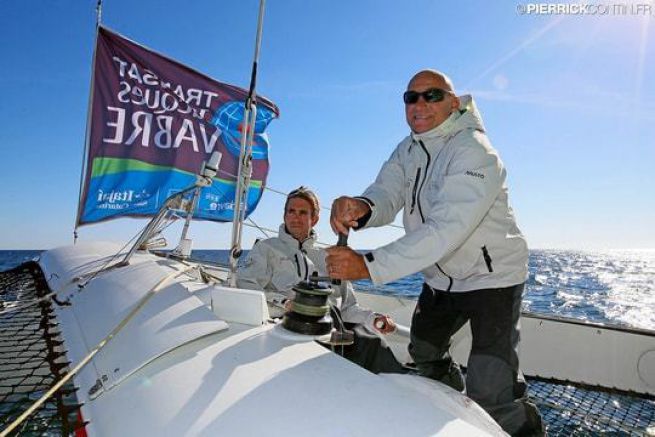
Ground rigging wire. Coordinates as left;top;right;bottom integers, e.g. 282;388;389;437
75;214;161;289
0;265;198;437
227;178;405;231
245;217;271;238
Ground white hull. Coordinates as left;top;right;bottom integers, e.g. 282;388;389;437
356;292;655;396
39;242;505;436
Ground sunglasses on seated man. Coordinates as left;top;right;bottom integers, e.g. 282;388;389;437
403;88;453;105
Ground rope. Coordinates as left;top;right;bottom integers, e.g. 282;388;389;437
153;211;182;235
75;223;148;288
0;265;197;437
0;291;58;316
245;217;271;238
0;218;163;316
240;221;333;247
227;181;406;252
262;185;405;230
76;207;185;288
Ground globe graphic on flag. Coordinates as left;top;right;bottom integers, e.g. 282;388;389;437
211;101;275;159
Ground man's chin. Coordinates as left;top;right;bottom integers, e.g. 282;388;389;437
288;229;303;240
411;122;434;133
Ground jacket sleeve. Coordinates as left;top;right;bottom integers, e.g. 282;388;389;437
365;134;505;285
359;145;406;228
237;242;295;317
236;242;272;291
337;282;378;332
265;291;291;319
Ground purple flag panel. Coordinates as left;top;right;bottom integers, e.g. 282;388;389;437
77;26;279;225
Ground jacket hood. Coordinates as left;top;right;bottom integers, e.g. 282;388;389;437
411;95;486;142
277;223;318;251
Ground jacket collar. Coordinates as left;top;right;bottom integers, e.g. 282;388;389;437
409;95;485;144
278;223;317;251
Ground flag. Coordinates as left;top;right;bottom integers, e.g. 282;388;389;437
77;26;279;225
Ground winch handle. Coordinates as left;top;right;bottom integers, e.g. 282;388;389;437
332;233;348;286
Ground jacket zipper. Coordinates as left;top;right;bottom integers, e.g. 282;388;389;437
293;254;302;277
415;140;432;223
415;139;450;289
482;246;493;272
297;241;310;280
301;253;309;280
410;167;421;214
435;263;453;292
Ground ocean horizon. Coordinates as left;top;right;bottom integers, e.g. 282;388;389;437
2;248;654;331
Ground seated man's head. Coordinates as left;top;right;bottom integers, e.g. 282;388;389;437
284;186;320;241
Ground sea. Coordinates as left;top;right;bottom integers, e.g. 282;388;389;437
1;248;654;330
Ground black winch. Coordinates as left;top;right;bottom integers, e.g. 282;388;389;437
282;279;333;335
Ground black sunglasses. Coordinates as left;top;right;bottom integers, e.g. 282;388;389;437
403;88;451;104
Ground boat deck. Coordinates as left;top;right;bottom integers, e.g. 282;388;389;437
1;262;653;435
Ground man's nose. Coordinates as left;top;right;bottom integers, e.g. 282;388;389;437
414;96;428;107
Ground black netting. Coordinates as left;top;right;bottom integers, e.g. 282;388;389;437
527;377;655;435
0;263;83;436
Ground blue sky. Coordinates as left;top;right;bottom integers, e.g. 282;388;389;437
1;0;653;250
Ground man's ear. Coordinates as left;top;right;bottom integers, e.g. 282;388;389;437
451;95;461;112
311;215;319;227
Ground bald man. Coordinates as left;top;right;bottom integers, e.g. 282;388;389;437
326;70;544;436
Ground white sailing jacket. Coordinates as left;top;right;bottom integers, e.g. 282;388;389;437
237;224;379;330
359;95;528;292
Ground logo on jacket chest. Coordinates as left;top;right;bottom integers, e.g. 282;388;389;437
465;170;485;179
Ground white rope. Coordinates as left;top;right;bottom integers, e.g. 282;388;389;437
262;185;405;230
76;222;149;288
0;265;197;437
0;291;58;317
241;221;333;247
245;217;271;238
211;173;405;232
